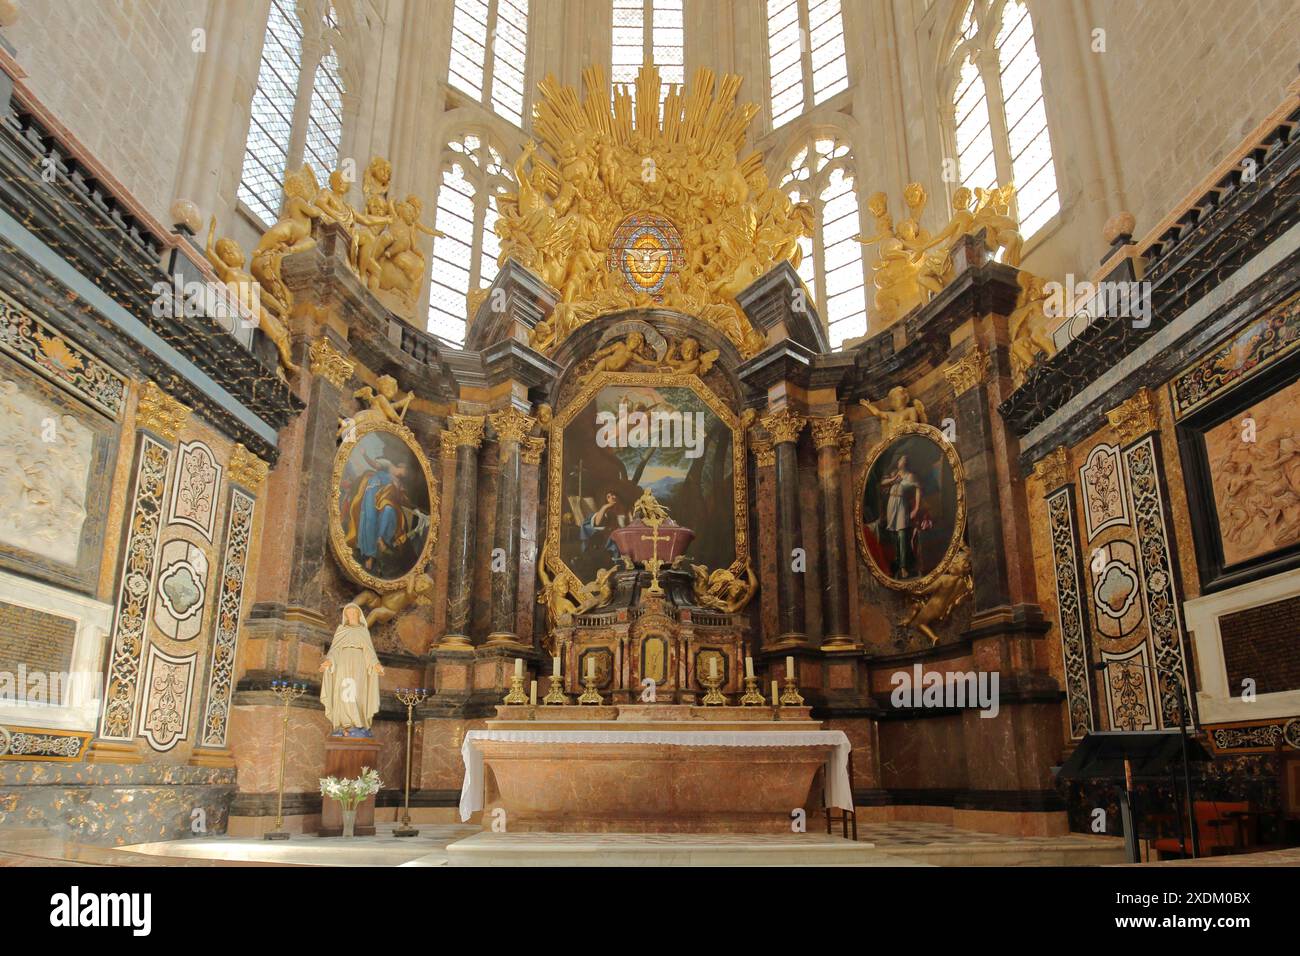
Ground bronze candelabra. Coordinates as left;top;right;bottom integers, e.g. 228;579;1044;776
394;687;428;837
265;679;306;841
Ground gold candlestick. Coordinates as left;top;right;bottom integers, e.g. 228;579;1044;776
394;687;428;837
503;673;528;704
701;673;727;706
542;673;569;705
739;675;766;706
779;676;805;707
577;673;603;705
265;679;306;841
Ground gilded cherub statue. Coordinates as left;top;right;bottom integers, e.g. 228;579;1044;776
660;336;719;376
1008;271;1057;388
691;561;758;614
860;385;927;440
578;331;657;386
314;168;356;230
250;164;323;319
902;545;973;645
205;216;299;375
372;195;442;302
536;542;614;630
338;374;414;438
970;184;1024;267
352;572;434;629
856;187;948;326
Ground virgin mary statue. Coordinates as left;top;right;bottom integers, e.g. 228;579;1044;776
319;603;385;734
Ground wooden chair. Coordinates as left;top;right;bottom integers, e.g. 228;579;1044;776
1150;800;1254;858
824;750;858;841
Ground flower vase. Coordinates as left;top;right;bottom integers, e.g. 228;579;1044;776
341;807;357;838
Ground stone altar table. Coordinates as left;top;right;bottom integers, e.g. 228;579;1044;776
458;704;852;833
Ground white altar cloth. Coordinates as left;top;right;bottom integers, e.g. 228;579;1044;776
458;728;853;821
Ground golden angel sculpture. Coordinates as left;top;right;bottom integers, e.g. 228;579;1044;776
497;64;810;359
204;216;299;375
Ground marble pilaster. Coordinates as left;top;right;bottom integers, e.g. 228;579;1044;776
439;415;485;647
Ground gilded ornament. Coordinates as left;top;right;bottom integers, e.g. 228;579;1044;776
495;64;802;358
855;185;949;327
943;347;989;396
251;164;323;320
308;337;355;388
1106;388;1158;445
339;374;412;439
1032;446;1072;491
750;434;775;467
205;217;299;375
760;408;805;445
860;386;926;440
1008;271;1057;388
352;572;435;628
809;415;845;450
489;407;536;446
227;443;269;490
691;561;758;613
901;544;974;645
837;431;855;463
136;381;190;442
521;435;547;465
444;414;486;450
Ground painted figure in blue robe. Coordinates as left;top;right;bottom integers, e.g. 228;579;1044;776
346;454;410;572
580;491;624;561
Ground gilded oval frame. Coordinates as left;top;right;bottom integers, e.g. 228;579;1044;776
853;421;967;594
545;370;749;596
328;417;438;592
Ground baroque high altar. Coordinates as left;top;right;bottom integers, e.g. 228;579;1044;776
208;61;1060;838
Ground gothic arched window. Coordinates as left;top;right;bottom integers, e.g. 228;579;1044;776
427;134;512;344
779;135;866;347
767;0;849;129
945;0;1059;238
239;0;346;227
611;0;685;109
448;0;531;126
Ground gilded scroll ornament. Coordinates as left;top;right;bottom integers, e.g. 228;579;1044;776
1106;387;1158;445
227;442;269;490
760;408;805;445
860;386;926;441
1032;446;1072;492
496;64;804;358
136;381;190;442
809;415;846;450
308;337;355;389
943;346;990;397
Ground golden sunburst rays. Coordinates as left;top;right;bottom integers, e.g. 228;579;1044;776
532;64;760;177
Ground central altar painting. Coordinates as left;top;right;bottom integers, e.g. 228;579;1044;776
550;372;744;585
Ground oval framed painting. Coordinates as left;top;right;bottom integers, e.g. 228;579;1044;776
328;419;438;592
854;422;967;594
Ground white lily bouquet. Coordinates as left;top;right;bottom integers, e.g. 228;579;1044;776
319;767;382;812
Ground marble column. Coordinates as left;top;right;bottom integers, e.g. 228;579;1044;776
810;415;855;650
485;407;536;647
762;408;807;646
439;415;485;648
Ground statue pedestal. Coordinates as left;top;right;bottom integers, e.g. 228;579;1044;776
319;735;382;837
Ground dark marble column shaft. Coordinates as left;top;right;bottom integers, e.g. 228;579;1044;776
485;408;535;646
811;418;852;645
441;416;485;646
764;410;807;643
